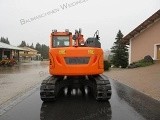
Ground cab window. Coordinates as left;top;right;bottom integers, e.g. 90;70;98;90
53;36;70;47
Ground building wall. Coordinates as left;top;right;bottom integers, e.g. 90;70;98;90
19;49;41;62
19;51;37;55
130;19;160;63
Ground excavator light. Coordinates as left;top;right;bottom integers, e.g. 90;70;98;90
53;29;57;32
65;29;69;32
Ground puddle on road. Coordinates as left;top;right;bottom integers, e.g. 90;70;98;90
0;61;49;74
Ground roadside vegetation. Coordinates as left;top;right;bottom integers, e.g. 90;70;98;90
104;60;111;71
128;55;154;68
110;30;129;68
137;60;153;67
0;59;17;67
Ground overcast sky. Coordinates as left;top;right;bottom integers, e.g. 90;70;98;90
0;0;159;50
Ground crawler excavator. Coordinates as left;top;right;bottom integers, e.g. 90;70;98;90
40;29;112;101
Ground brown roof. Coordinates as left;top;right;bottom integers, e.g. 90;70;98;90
120;9;160;45
19;46;38;52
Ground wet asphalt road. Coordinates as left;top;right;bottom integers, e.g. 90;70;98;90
0;62;160;120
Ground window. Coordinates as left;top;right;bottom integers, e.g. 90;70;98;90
24;51;28;54
53;36;70;47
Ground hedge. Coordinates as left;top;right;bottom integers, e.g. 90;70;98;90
104;60;111;71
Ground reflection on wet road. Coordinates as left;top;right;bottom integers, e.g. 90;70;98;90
0;62;160;120
41;89;112;120
1;79;160;120
0;61;48;74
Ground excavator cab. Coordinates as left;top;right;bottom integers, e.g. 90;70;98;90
52;34;70;47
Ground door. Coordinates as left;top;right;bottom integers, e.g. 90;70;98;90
4;51;11;59
157;45;160;59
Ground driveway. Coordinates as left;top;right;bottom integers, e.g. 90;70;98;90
104;61;160;101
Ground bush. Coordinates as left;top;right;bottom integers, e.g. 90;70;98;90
104;60;111;71
128;59;154;68
138;59;153;67
0;59;17;67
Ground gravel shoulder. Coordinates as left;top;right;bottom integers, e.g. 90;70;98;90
104;62;160;102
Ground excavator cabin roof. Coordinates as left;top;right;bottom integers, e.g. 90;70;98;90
51;29;72;36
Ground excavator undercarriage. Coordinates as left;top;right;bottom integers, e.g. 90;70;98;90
40;74;111;101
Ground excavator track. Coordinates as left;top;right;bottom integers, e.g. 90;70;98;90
40;76;61;101
40;74;111;102
88;74;112;100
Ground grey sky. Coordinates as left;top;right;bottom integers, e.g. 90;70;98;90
0;0;159;50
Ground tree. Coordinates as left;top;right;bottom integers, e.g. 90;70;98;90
41;44;49;59
35;42;42;54
35;43;49;59
19;41;27;47
110;30;128;68
5;37;10;44
26;43;29;47
0;37;10;44
30;43;34;49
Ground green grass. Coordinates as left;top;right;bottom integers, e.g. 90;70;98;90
138;60;153;67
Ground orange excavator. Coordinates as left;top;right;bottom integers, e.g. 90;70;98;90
40;29;112;101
